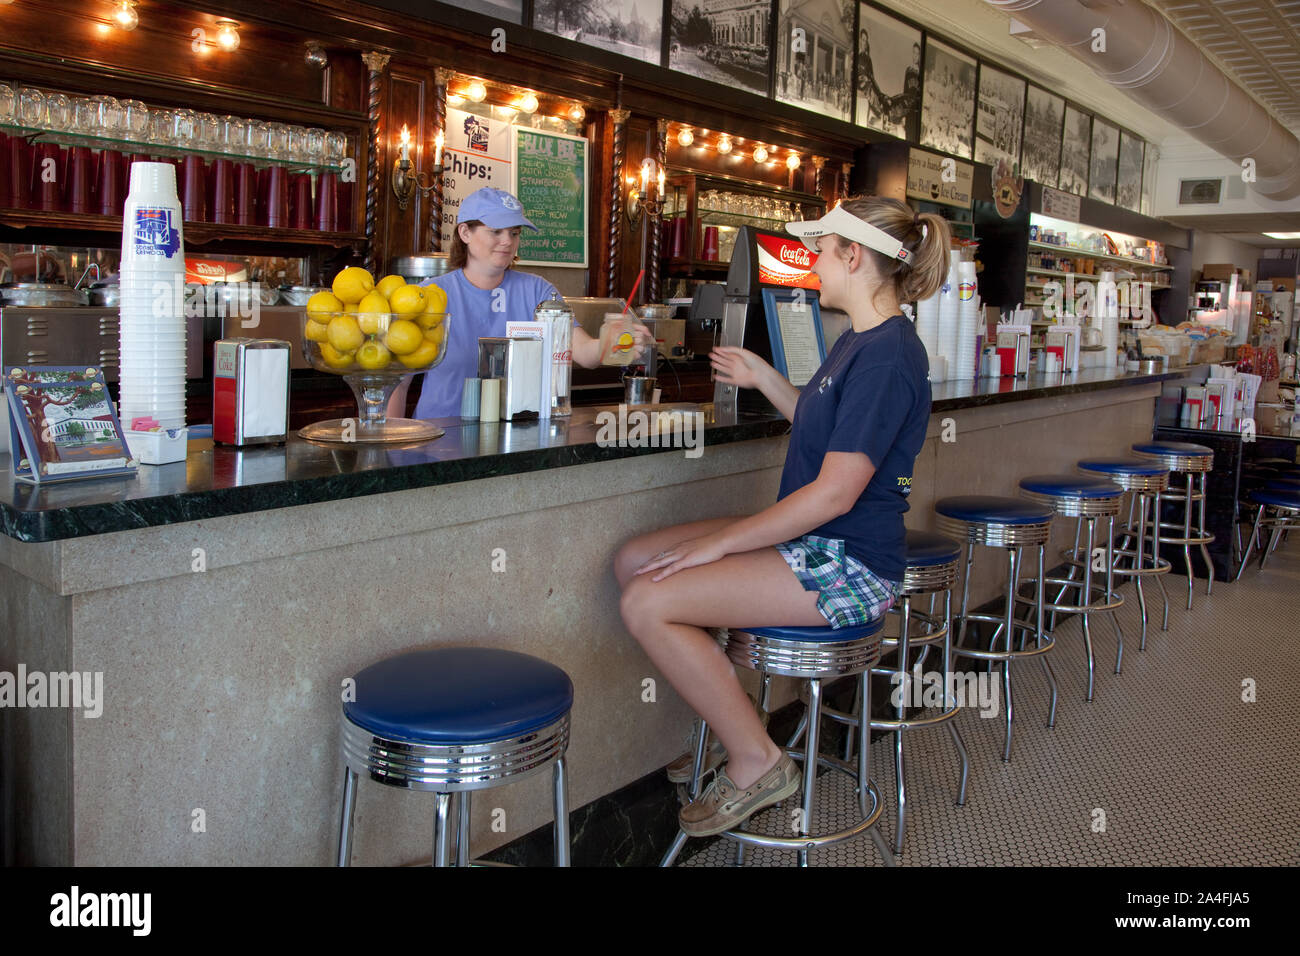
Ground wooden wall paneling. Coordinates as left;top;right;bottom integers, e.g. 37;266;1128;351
383;67;431;266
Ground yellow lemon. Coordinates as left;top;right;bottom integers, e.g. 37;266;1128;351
331;266;375;305
417;311;446;330
318;342;355;369
304;319;330;342
356;291;390;335
356;340;392;370
389;284;427;317
384;319;423;356
326;314;364;352
398;339;441;368
306;290;344;320
423;283;448;314
344;301;359;314
423;324;447;348
375;274;406;300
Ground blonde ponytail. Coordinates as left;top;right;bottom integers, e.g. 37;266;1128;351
831;196;952;308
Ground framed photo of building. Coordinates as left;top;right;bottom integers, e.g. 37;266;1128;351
920;37;977;159
1089;118;1119;204
774;0;854;122
974;63;1024;169
1117;131;1144;213
1058;104;1091;197
1141;143;1158;216
855;3;922;141
668;0;771;96
444;0;523;22
533;0;663;66
1021;85;1064;186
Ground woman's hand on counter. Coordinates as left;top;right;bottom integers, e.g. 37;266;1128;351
711;346;800;422
634;532;730;582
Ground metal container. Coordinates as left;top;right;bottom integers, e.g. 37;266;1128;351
624;376;657;404
391;254;452;283
279;285;328;307
477;336;543;421
0;306;203;381
88;281;120;308
1137;357;1165;374
212;338;291;446
0;283;88;308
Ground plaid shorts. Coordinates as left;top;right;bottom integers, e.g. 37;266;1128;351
775;534;902;629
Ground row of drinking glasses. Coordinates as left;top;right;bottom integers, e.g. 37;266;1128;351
700;189;799;222
0;83;347;164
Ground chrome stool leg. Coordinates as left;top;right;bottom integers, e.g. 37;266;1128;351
456;791;471;866
1235;505;1265;581
1107;514;1124;675
1001;546;1016;762
553;756;570;867
1036;542;1058;729
1152;490;1170;631
434;792;454;867
337;767;358;867
942;588;970;806
893;594;911;854
659;717;712;867
799;679;824;868
1199;472;1215;595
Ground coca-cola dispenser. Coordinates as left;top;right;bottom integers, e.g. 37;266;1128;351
709;225;850;422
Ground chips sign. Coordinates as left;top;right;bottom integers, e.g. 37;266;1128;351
906;148;973;208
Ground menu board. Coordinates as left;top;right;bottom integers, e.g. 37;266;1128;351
512;127;588;268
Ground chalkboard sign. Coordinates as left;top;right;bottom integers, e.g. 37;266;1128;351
512;127;588;268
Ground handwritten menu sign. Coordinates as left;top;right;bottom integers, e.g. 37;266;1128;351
513;127;588;268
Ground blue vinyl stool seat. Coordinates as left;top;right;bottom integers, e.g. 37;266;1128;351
1235;487;1300;581
935;496;1058;762
661;619;896;868
1132;441;1215;609
337;647;574;867
1018;474;1126;702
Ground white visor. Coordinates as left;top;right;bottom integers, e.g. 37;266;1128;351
785;204;912;266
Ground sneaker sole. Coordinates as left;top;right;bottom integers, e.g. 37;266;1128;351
679;770;803;838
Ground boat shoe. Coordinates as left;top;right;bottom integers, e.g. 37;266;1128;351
665;695;770;784
678;754;802;837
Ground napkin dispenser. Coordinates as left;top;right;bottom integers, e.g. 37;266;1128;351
477;337;543;421
213;338;290;445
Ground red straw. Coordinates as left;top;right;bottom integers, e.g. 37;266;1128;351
622;268;645;314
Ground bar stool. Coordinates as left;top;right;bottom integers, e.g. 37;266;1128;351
936;496;1058;762
338;647;573;867
1018;475;1126;701
1235;486;1300;579
1131;441;1215;609
1077;458;1171;650
660;620;896;868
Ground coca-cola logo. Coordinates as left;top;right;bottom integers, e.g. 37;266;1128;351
552;349;573;363
779;245;811;267
194;263;225;276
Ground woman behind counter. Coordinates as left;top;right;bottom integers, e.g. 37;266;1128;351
388;187;649;419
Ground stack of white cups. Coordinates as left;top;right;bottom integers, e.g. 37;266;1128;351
954;258;979;380
1099;269;1120;366
119;162;187;431
915;288;940;371
936;251;960;380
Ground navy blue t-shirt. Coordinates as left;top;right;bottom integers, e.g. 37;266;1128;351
776;314;931;583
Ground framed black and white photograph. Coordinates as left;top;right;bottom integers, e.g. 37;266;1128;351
533;0;663;66
1141;143;1158;216
855;3;922;141
1117;131;1144;213
1058;104;1091;197
1021;85;1064;186
920;37;977;159
442;0;523;22
973;63;1024;169
668;1;771;96
1089;118;1119;204
774;0;855;122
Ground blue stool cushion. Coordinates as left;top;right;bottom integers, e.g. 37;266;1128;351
1019;474;1123;499
1077;457;1168;476
1251;488;1300;509
344;647;574;744
1132;440;1212;456
746;618;884;644
935;495;1053;525
905;530;961;567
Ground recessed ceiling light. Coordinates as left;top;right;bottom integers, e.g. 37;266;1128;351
1262;231;1300;239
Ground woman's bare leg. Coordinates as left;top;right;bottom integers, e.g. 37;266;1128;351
613;517;743;589
620;546;826;789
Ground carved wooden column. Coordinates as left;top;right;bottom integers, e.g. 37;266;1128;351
606;108;630;298
361;51;391;274
647;117;667;304
428;67;452;253
812;155;825;196
840;162;852;202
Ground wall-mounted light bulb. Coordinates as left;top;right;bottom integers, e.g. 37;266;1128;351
215;19;240;51
677;127;694;148
567;104;586;124
716;135;732;155
466;81;487;103
113;0;139;30
519;92;539;114
786;152;801;170
753;145;768;164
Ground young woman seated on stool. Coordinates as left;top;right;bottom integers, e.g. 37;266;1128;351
614;196;951;837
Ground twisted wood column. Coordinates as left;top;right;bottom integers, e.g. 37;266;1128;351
428;67;452;253
840;162;851;202
812;155;825;197
606;108;630;298
361;51;391;274
648;117;667;304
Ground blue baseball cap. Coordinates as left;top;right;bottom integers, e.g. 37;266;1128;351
457;187;538;232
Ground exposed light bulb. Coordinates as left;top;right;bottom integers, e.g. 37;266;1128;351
677;127;694;148
215;19;240;51
753;145;768;164
716;135;732;155
786;152;801;170
519;92;539;114
567;104;586;124
466;81;487;103
113;0;138;30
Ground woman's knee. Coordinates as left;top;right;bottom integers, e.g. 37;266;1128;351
619;575;660;634
612;538;648;587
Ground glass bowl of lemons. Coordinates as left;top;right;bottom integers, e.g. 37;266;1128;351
298;267;451;444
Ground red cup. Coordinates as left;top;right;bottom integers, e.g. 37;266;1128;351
234;163;256;225
96;150;125;216
259;165;288;228
702;225;720;261
671;216;688;259
7;137;33;209
180;154;206;221
315;172;338;232
289;172;312;230
208;158;234;224
67;146;94;214
336;179;354;232
32;143;65;211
